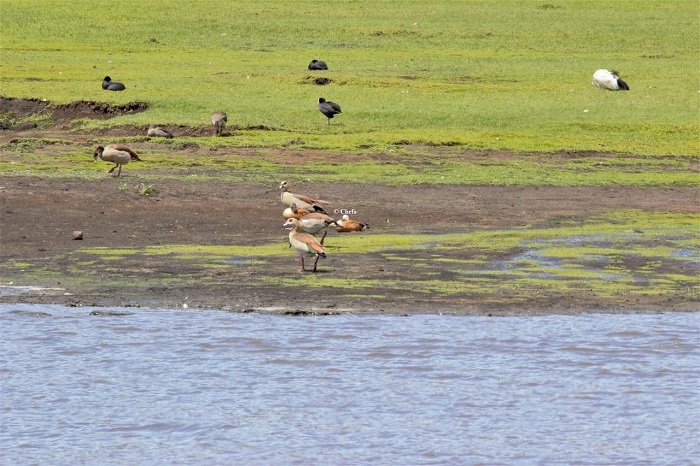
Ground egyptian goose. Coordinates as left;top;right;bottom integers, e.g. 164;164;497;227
283;203;337;244
284;218;326;273
211;111;227;136
592;69;630;91
93;144;141;177
298;213;339;245
308;59;329;70
147;125;173;138
318;97;342;125
102;76;126;91
279;181;331;213
336;214;369;233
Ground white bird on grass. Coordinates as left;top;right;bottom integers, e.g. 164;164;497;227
592;69;630;91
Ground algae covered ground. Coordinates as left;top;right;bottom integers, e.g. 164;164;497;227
0;171;697;314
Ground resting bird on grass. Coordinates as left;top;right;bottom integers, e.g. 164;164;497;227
211;111;227;136
318;97;342;125
279;181;331;213
284;218;326;273
93;144;141;177
147;125;173;138
592;69;630;91
102;76;126;91
308;59;329;70
336;214;369;233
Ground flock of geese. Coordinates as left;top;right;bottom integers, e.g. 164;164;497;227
280;181;368;272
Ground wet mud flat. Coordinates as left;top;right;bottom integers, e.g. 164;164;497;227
1;174;697;315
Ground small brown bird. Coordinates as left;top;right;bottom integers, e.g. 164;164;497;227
147;125;173;138
336;214;369;233
284;218;327;273
93;144;141;177
211;111;227;136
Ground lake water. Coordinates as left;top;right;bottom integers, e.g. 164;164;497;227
1;304;698;465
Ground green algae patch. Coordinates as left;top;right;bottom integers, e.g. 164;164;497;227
3;208;697;310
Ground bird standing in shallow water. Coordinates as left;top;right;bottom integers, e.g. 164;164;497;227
102;76;126;91
211;111;227;136
284;218;327;273
318;97;342;125
93;144;141;177
308;59;329;70
592;69;630;91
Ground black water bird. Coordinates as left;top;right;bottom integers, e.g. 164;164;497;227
318;98;341;125
308;59;328;70
102;76;126;91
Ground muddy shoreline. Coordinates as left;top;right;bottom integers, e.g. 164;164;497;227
1;174;697;315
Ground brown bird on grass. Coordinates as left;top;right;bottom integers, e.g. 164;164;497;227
93;144;141;177
211;111;227;136
147;125;173;138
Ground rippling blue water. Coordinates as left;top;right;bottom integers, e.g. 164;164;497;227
1;304;698;465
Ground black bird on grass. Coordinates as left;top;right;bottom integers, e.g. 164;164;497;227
102;76;126;91
318;97;341;125
308;59;329;70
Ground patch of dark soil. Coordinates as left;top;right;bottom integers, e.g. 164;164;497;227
302;76;332;85
0;97;148;130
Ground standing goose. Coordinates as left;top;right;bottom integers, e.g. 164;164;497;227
318;97;342;125
147;125;173;138
279;181;331;212
592;69;630;91
93;144;141;177
211;111;227;136
336;214;369;233
284;218;327;273
308;59;329;70
102;76;126;91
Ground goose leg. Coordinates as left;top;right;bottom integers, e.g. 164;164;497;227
299;256;306;272
117;165;123;177
312;254;321;272
320;231;327;245
108;165;117;174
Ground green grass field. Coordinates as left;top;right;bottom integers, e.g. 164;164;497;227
1;0;698;155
